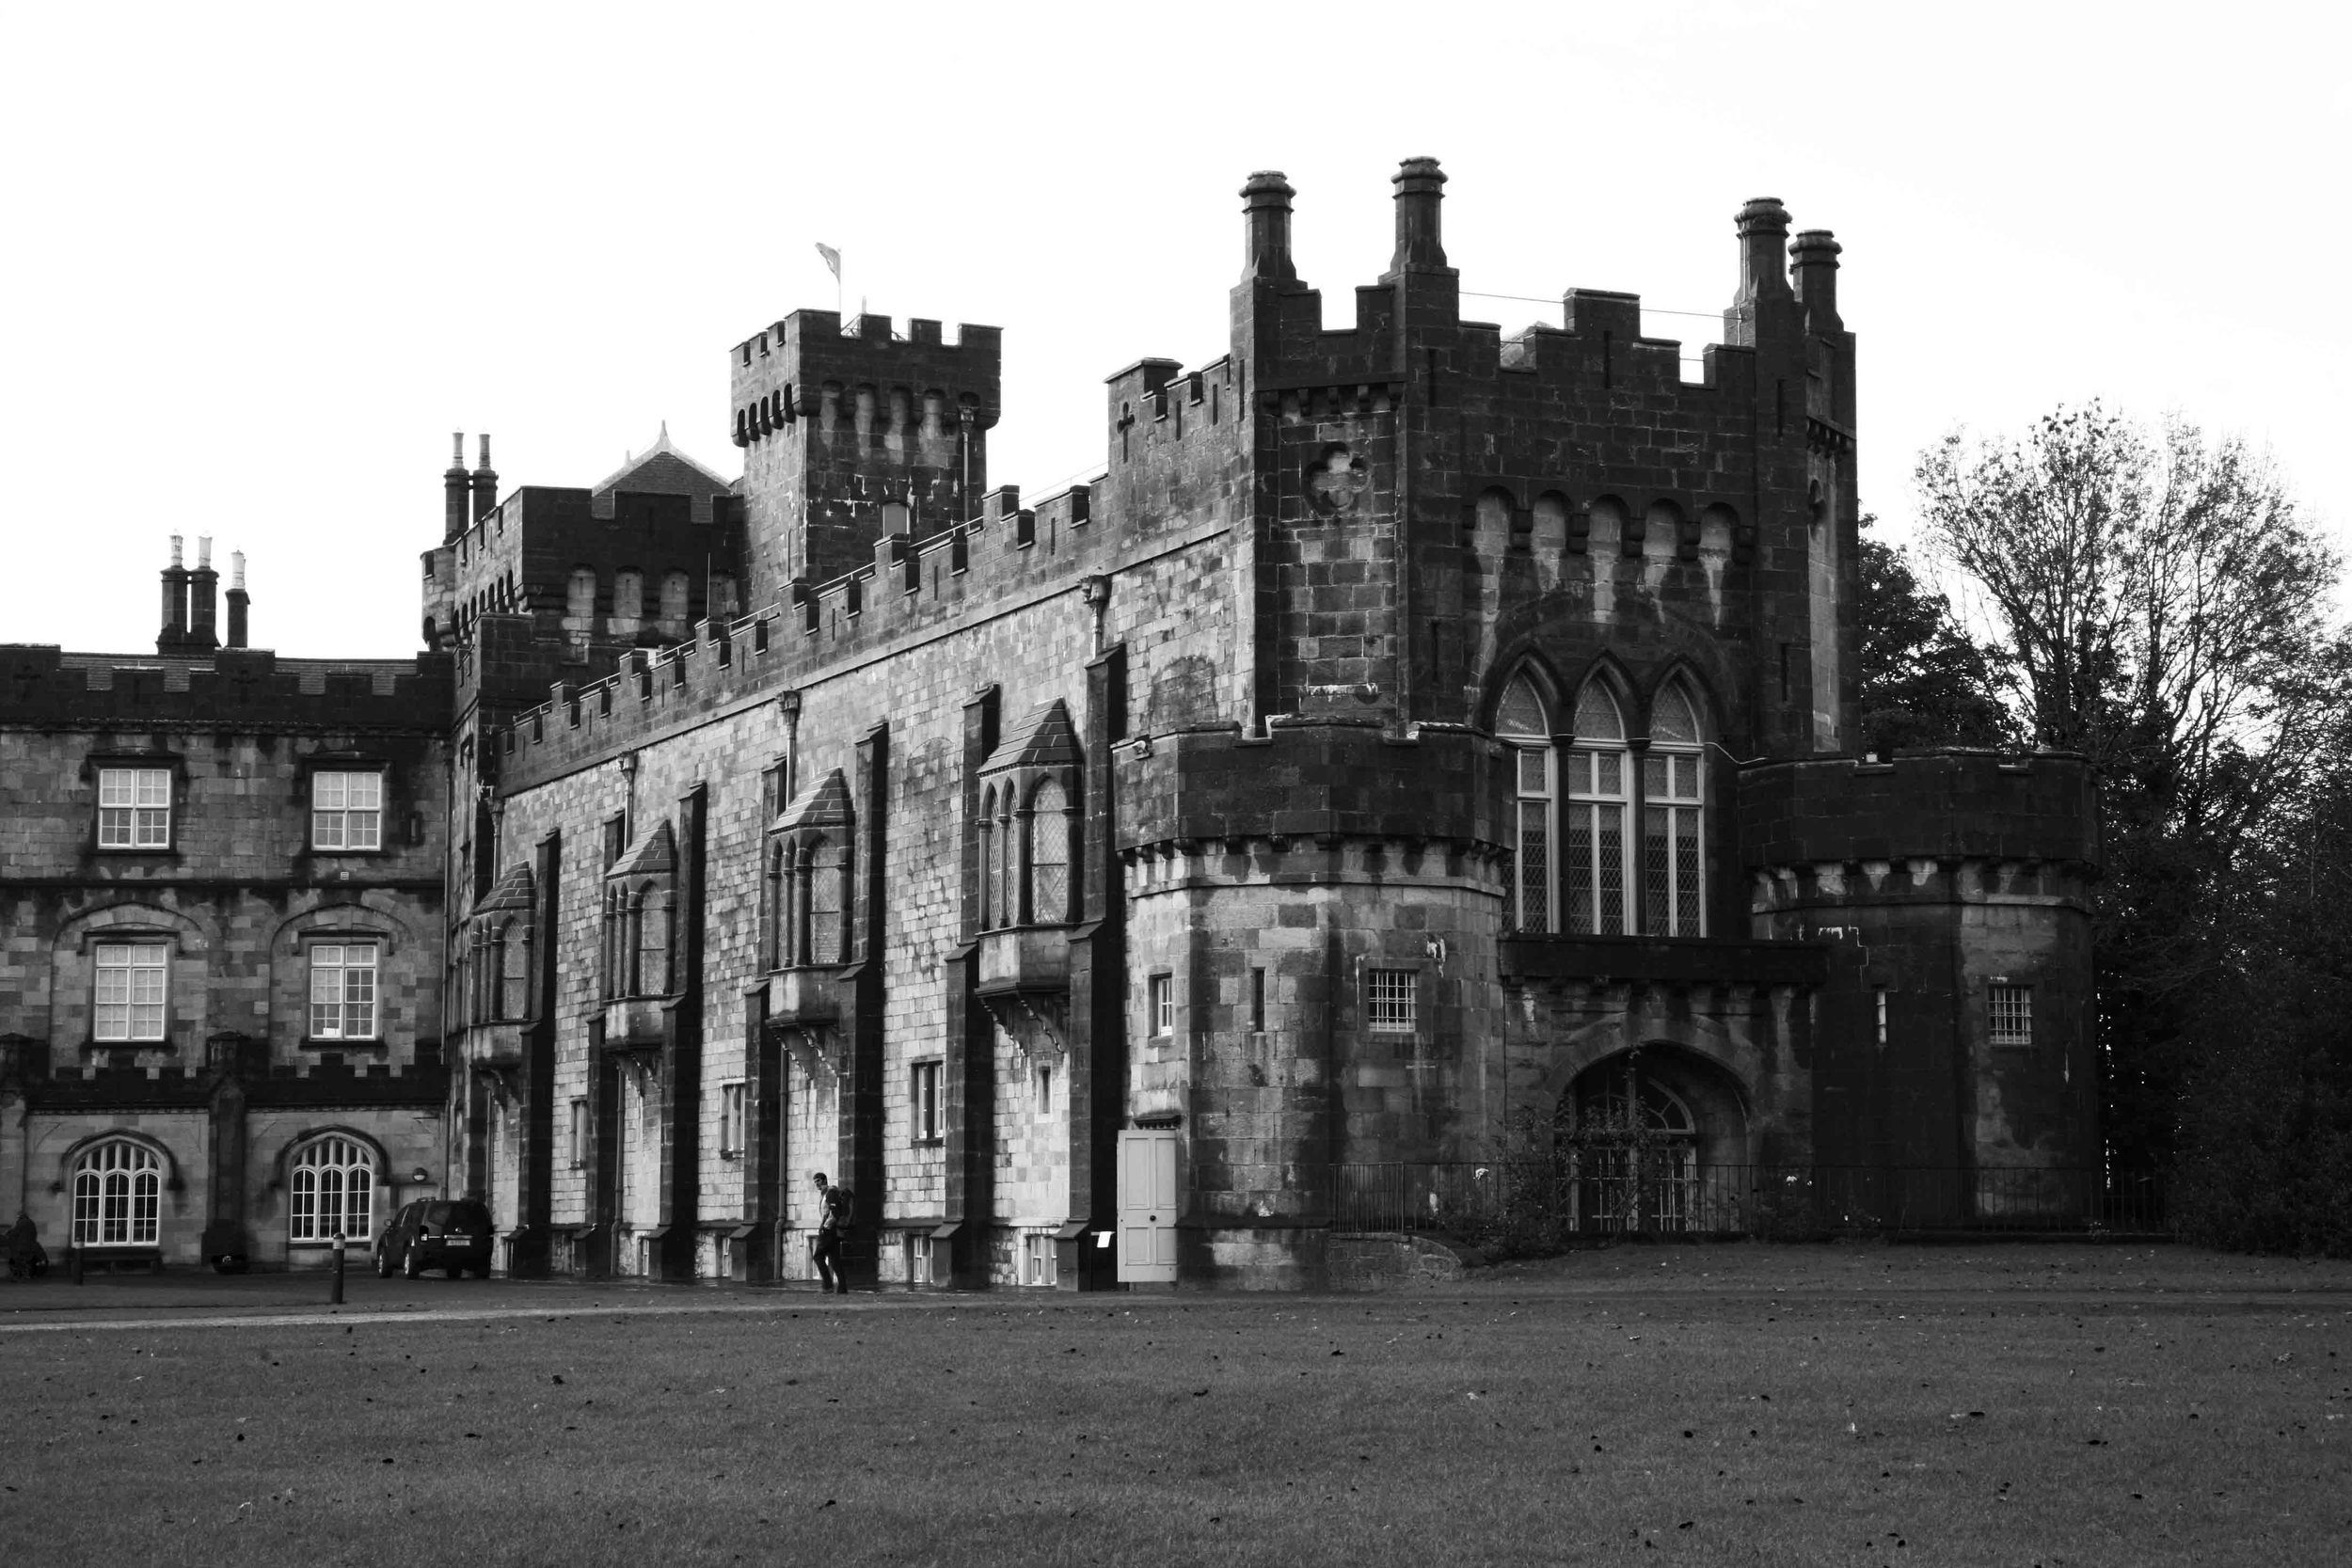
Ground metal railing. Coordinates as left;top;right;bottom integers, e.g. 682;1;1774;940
1328;1161;2169;1241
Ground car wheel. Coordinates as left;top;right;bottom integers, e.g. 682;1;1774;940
403;1247;422;1279
374;1247;390;1278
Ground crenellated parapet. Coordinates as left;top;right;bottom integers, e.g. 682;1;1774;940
1736;750;2101;890
1113;720;1505;860
731;310;1003;595
0;644;453;734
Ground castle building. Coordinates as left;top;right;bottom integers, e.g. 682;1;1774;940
0;541;452;1271
0;161;2099;1286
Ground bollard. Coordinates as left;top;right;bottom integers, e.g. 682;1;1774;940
330;1230;345;1305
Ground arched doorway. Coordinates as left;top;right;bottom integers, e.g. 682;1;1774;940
1558;1048;1749;1233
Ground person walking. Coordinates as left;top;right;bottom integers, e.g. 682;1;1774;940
810;1171;850;1294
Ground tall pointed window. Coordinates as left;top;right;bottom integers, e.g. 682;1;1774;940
769;769;854;969
1497;675;1552;932
1564;683;1631;934
1028;778;1070;925
1642;682;1706;936
979;784;1006;931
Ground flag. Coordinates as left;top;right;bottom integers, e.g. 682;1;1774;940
815;243;841;279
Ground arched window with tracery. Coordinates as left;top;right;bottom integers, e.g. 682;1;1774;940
1564;1063;1699;1233
1497;674;1552;932
1564;682;1631;934
1028;778;1070;926
289;1133;376;1243
72;1138;162;1248
600;822;677;998
1643;681;1705;936
768;768;854;969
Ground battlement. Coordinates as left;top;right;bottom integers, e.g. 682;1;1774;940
1736;750;2101;873
729;310;1002;449
0;644;453;732
491;466;1251;791
1114;720;1505;856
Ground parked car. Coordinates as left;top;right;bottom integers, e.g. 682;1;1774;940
375;1198;495;1279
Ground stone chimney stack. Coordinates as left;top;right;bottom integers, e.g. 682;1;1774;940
445;432;471;541
1240;170;1297;283
469;434;498;525
157;534;189;654
1390;156;1448;272
1790;230;1843;334
187;536;220;650
226;550;249;648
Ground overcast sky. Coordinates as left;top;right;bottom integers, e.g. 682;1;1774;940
4;0;2344;657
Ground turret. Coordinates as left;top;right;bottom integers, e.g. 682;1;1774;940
1724;196;1795;348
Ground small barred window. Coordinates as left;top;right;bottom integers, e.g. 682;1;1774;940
1367;969;1417;1034
1989;985;2033;1046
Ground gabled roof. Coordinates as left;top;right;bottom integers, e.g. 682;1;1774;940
608;820;675;879
776;768;854;832
980;699;1080;773
477;863;537;915
591;423;738;498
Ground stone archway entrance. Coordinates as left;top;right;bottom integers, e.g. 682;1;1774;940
1558;1047;1749;1233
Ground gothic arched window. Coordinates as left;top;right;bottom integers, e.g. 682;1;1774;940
1642;682;1706;937
1497;674;1553;932
289;1133;376;1244
1564;682;1631;935
72;1138;162;1248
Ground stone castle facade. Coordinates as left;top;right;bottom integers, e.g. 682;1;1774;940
0;161;2099;1286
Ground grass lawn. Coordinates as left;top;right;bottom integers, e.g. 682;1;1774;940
3;1244;2347;1566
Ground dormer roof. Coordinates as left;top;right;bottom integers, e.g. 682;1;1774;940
477;863;537;915
776;768;854;832
980;699;1080;773
608;820;676;879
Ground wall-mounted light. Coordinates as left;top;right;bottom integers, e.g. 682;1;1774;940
411;1167;431;1185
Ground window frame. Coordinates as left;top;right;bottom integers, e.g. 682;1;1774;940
92;941;170;1043
911;1059;943;1146
306;941;383;1042
1989;984;2034;1047
96;766;174;851
1638;682;1707;938
1365;968;1419;1035
1147;973;1174;1038
287;1133;377;1245
719;1081;748;1159
71;1138;163;1248
310;768;386;853
1563;682;1633;936
568;1098;589;1170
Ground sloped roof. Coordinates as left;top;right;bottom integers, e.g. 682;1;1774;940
608;820;675;879
591;423;738;498
776;768;854;832
980;699;1080;773
477;863;537;915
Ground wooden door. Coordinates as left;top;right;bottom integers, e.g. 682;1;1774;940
1117;1130;1179;1283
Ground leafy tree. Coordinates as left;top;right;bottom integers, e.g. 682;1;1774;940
1852;515;2017;754
1914;404;2349;1187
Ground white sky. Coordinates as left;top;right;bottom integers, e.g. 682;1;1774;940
4;0;2344;657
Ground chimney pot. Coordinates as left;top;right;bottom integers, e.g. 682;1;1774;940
1239;170;1298;283
1390;156;1449;272
1789;229;1843;332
